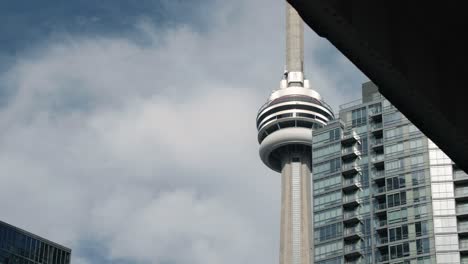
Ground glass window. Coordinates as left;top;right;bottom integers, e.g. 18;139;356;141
411;154;425;167
415;221;429;237
433;199;456;215
386;142;404;155
389;225;409;242
431;165;453;181
384;112;402;125
435;234;459;251
414;205;428;219
387;191;407;208
329;128;341;141
385;126;403;140
315;222;343;242
390;242;410;259
434;217;457;233
314;191;342;210
315;207;342;224
432;182;454;198
314;158;341;177
429;149;451;165
314;174;341;195
413;187;428;203
313;143;340;161
412;170;426;185
436;253;461;264
416;238;430;254
315;240;343;261
408;124;420;133
388;208;408;224
386;158;404;171
358;138;368;154
409;138;424;149
387;175;405;191
351;107;367;127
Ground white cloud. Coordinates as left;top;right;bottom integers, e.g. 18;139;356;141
0;0;366;263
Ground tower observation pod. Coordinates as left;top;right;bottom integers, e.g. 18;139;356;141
256;3;334;264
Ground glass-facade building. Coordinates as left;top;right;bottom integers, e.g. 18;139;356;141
0;220;71;264
311;81;467;264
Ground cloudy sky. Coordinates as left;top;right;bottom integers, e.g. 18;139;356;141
0;1;367;263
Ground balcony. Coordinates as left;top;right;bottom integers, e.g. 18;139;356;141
343;210;362;224
344;226;363;241
369;109;383;121
345;260;363;264
375;254;389;262
376;236;389;246
373;185;386;198
458;205;468;218
343;194;361;208
372;170;385;181
343;177;361;192
342;146;361;161
371;137;384;152
342;162;361;176
460;241;468;253
459;222;468;235
455;188;468;201
455;170;468;184
344;243;362;258
375;219;387;231
374;203;387;214
342;131;360;145
371;123;383;135
371;155;385;169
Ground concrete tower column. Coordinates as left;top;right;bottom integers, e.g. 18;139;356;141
279;151;313;264
286;3;304;73
256;2;334;264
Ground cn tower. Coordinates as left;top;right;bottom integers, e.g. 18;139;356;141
256;3;334;264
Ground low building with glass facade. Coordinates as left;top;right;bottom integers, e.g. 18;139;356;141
0;220;71;264
311;81;467;264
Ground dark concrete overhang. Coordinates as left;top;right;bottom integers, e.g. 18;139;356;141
288;0;468;172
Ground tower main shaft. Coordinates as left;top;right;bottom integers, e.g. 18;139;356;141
256;2;334;264
279;151;313;264
286;3;304;73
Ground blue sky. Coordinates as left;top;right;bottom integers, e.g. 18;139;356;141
0;1;367;264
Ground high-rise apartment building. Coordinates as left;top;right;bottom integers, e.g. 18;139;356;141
311;81;467;264
0;220;71;264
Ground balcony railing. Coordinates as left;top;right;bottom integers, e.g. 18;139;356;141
372;170;385;178
343;177;360;186
344;226;363;236
342;131;360;145
376;185;386;194
376;236;388;245
371;138;384;146
457;205;468;214
343;194;360;202
371;122;383;129
460;241;468;249
459;222;468;232
343;210;359;220
375;219;387;227
455;170;468;180
342;146;360;155
371;155;385;163
376;254;389;262
345;260;363;264
369;108;382;115
375;203;387;211
343;161;359;170
344;243;362;253
455;188;468;197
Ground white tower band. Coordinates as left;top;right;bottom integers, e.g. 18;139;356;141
256;3;334;264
